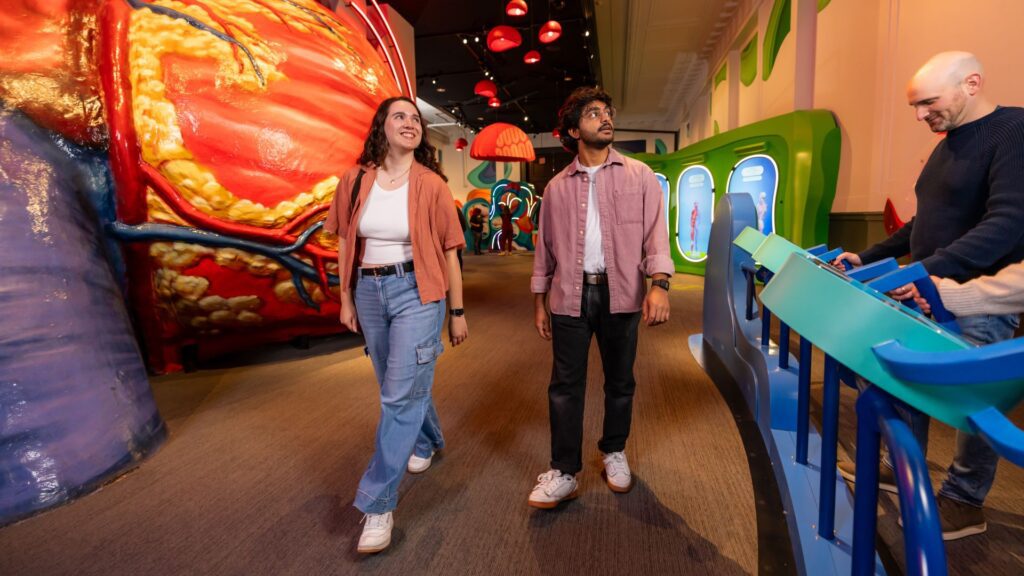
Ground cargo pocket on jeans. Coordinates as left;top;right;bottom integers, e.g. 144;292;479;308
416;341;444;365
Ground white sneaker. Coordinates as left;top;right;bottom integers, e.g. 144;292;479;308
407;451;434;474
528;469;579;509
357;512;393;553
602;452;633;493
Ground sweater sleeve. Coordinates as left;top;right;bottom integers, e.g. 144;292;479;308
936;260;1024;316
920;122;1024;279
859;217;914;264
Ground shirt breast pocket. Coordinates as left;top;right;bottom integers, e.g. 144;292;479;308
613;190;643;224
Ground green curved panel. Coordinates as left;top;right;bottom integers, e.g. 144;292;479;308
740;35;757;87
763;0;791;81
629;109;841;276
714;63;728;89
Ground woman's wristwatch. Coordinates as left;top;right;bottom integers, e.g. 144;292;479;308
449;308;465;317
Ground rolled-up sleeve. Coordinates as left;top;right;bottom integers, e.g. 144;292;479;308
432;178;466;251
531;189;555;293
325;172;353;238
638;168;674;276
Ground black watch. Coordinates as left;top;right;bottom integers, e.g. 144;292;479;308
449;308;465;317
651;279;670;292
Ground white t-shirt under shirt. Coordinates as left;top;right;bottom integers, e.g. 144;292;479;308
357;181;414;265
582;164;606;273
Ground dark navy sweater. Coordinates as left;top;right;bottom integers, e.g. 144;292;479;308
859;106;1024;282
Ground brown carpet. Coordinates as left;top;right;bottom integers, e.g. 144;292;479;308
0;254;758;576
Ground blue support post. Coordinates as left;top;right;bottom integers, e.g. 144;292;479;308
745;268;756;321
851;390;883;576
796;336;812;465
818;354;840;540
779;322;791;369
761;306;772;348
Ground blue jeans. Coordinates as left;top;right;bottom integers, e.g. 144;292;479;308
883;312;1019;507
353;269;446;514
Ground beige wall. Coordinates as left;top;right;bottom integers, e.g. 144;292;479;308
677;0;1024;216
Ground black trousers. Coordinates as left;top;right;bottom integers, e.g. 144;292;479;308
549;283;640;475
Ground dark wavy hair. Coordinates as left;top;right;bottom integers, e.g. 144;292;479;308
556;86;613;153
357;96;447;181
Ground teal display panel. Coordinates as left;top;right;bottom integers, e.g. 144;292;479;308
630;109;841;275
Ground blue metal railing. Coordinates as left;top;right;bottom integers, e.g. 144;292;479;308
852;386;947;576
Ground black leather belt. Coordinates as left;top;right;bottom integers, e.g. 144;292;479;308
583;272;608;285
360;261;414;277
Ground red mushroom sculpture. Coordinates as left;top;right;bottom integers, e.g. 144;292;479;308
470;122;536;162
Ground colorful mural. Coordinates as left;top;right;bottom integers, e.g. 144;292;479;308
459;179;539;252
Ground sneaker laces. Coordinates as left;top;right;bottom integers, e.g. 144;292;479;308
361;513;390;530
604;452;629;478
534;470;569;493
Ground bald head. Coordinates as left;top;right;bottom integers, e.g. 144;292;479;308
911;52;984;91
907;52;993;132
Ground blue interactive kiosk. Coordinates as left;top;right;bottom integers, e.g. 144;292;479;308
697;193;1024;576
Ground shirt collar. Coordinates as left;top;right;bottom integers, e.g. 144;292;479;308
567;147;625;175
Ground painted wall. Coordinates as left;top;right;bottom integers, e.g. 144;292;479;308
677;0;1024;216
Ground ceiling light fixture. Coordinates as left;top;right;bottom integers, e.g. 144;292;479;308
474;79;498;98
539;20;562;43
506;0;528;17
523;50;541;64
455;137;468;151
488;97;502;108
487;25;523;52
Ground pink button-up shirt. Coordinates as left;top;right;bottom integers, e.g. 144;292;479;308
531;148;674;316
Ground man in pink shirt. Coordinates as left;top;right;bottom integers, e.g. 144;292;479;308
528;87;674;508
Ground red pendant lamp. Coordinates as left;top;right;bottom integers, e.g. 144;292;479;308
523;50;541;64
455;137;468;151
488;97;502;108
474;79;498;98
552;128;560;139
539;20;562;44
487;25;522;52
506;0;528;17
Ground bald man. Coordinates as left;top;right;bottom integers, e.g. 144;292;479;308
833;52;1024;540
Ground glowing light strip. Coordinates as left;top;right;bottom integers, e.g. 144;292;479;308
369;0;414;97
346;2;403;94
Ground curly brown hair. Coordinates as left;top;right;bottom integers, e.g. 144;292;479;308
357;96;447;181
556;86;613;153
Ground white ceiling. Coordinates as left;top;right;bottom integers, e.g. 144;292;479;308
595;0;742;132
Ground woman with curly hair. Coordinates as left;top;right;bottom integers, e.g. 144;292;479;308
324;96;468;553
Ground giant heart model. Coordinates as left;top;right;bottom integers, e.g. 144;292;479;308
0;0;404;371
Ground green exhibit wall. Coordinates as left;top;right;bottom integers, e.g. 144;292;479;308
631;109;841;276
